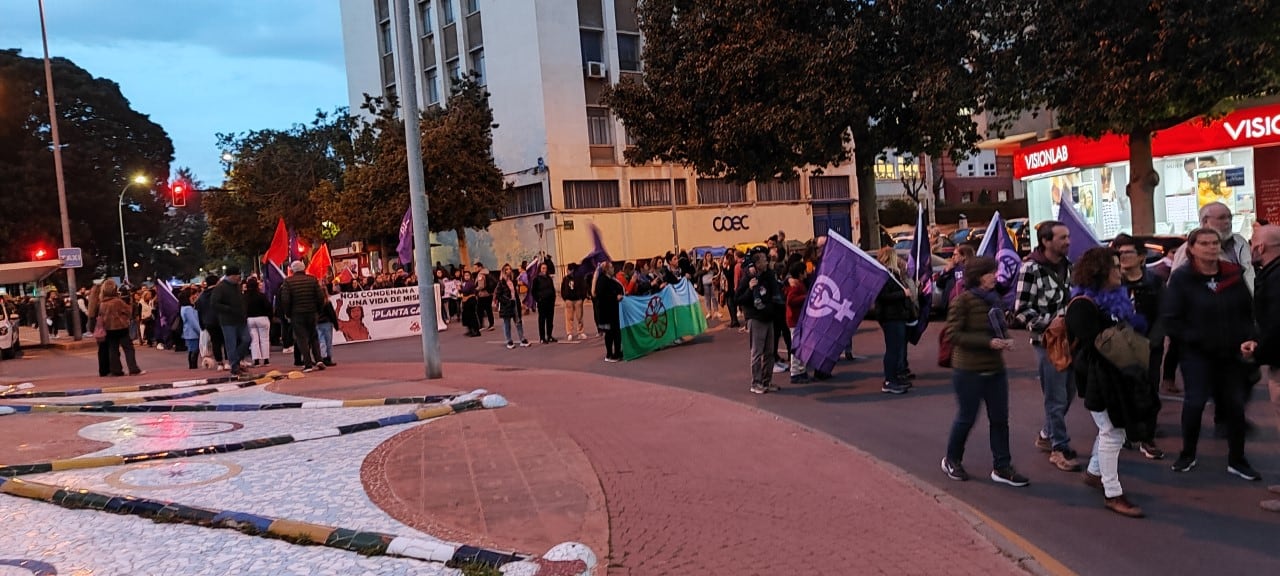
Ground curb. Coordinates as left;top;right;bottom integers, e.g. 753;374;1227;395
0;475;595;575
1;393;459;415
0;371;300;399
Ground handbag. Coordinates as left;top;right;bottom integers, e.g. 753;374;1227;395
1094;322;1150;378
92;321;106;341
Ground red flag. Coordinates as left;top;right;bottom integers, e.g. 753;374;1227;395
262;218;289;265
337;266;354;284
306;244;332;278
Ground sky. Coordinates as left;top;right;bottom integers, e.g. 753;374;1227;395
0;0;349;186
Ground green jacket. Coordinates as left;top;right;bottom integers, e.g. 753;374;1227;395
947;291;1004;373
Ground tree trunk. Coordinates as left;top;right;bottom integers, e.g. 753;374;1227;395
855;153;882;250
1127;128;1158;235
456;226;471;267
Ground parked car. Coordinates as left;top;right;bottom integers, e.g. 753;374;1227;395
0;297;17;360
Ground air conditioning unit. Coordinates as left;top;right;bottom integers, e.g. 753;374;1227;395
585;61;607;79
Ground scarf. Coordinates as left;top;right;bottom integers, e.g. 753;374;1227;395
1070;285;1148;334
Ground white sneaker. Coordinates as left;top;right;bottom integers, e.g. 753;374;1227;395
773;362;788;373
282;346;294;354
565;334;574;342
579;333;588;340
218;363;229;371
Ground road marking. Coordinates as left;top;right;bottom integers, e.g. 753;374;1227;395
962;504;1078;576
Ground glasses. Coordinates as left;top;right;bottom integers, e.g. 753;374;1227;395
1116;249;1138;256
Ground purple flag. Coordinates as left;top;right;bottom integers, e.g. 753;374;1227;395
794;230;891;374
264;261;286;311
396;207;414;268
573;224;612;281
522;258;541;310
906;203;933;345
976;211;1021;309
1058;193;1101;262
154;280;181;344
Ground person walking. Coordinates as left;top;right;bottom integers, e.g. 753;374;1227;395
243;277;272;367
1164;227;1259;480
941;256;1029;488
496;265;530;349
532;262;558;343
1111;234;1166;459
459;270;481;337
180;289;202;370
1015;221;1081;472
593;261;625;362
561;263;587;341
736;250;780;394
1066;247;1152;518
210;267;251;377
97;279;143;377
280;261;328;372
1248;224;1280;511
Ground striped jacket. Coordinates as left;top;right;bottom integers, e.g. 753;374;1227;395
1014;252;1072;345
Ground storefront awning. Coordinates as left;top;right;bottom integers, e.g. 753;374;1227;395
0;261;65;285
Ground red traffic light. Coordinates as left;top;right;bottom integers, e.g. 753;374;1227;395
172;181;188;207
34;248;47;259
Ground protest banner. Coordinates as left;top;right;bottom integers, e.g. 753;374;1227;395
619;278;707;361
331;285;447;345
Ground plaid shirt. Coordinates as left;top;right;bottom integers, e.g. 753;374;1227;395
1014;257;1071;345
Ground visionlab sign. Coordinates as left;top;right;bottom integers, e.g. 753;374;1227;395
712;215;751;232
1015;102;1280;179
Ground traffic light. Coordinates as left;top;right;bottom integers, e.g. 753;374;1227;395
172;181;187;207
33;248;47;259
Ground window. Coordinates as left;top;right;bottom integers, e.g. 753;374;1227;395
617;33;641;72
447;58;461;84
564;180;621;209
898;157;921;180
577;0;604;28
417;0;433;33
586;107;613;145
442;0;455;24
756;179;800;202
424;68;440;104
630;179;688;207
997;190;1009;202
982;162;997;177
469;48;485;85
375;0;389;22
580;29;604;67
962;192;973;203
810;175;851;200
696;178;747;205
465;0;480;13
957;150;995;178
874;159;896;180
380;22;394;55
506;184;545;216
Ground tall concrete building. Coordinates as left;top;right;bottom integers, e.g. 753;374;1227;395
339;0;861;266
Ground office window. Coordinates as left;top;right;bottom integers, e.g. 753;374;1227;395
982;162;997;177
465;0;479;13
447;58;461;84
506;184;545;216
442;0;455;24
586;107;613;145
424;68;440;104
563;180;621;209
617;33;641;72
874;159;896;180
898;157;921;180
810;175;851;200
577;0;604;27
417;0;433;33
696;178;747;205
469;49;485;85
580;29;604;67
375;0;389;22
756;179;800;202
630;179;688;207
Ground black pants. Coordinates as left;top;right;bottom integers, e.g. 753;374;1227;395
773;316;789;358
1162;339;1180;381
97;338;110;376
291;313;321;367
462;299;479;332
537;299;555;341
1132;344;1164;443
725;292;740;326
105;328;139;375
1179;351;1247;463
207;323;225;363
604;324;622;359
478;296;494;328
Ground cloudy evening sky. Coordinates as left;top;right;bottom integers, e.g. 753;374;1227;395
0;0;348;185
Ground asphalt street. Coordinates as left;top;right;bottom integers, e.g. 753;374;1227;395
6;314;1278;574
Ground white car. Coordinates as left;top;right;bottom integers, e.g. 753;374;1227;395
0;298;16;360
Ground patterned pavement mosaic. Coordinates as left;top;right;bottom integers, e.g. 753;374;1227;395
0;373;594;576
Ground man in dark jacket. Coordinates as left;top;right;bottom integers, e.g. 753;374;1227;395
281;260;328;372
736;250;779;394
195;274;226;369
1248;225;1280;511
531;262;558;343
209;267;250;376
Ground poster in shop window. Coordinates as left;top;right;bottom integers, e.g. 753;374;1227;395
1255;147;1280;225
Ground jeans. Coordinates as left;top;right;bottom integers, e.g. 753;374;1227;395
537;299;555;341
789;327;806;376
564;300;584;336
945;369;1012;470
702;282;718;316
748;318;775;388
291;314;320;367
1270;368;1280;437
1179;351;1247;462
1087;410;1127;498
880;320;907;384
1034;345;1076;451
105;328;140;375
317;322;334;360
185;338;200;369
247;316;271;361
502;316;526;344
220;323;251;373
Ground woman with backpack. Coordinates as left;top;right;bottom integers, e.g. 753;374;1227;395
941;256;1029;488
1065;247;1152;518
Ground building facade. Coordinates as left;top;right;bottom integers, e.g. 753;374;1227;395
339;0;861;267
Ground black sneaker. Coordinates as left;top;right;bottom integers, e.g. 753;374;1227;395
991;467;1030;487
881;381;908;395
1228;460;1262;482
1138;442;1165;460
1171;455;1197;473
749;384;767;394
941;457;969;481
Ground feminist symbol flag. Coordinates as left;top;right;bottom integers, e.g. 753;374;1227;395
793;230;891;374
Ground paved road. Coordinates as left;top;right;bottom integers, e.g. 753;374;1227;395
7;314;1278;574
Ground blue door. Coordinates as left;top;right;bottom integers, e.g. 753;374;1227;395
812;203;852;239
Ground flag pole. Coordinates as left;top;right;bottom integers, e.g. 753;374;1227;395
394;0;442;379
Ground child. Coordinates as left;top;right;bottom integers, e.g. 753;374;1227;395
180;290;202;369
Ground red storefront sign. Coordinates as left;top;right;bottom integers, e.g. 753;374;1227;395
1014;102;1280;179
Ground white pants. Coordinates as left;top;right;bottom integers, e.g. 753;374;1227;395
247;316;271;361
789;327;806;376
1087;410;1127;498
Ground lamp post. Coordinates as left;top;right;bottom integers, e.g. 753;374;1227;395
118;174;150;286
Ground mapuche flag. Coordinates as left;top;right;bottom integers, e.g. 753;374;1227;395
793;230;891;375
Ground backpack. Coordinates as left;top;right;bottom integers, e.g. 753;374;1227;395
937;325;953;368
1042;295;1091;371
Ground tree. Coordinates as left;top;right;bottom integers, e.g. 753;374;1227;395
605;1;1007;249
975;0;1280;234
208;109;354;259
0;49;173;281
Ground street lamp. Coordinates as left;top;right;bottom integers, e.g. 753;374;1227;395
118;174;150;285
